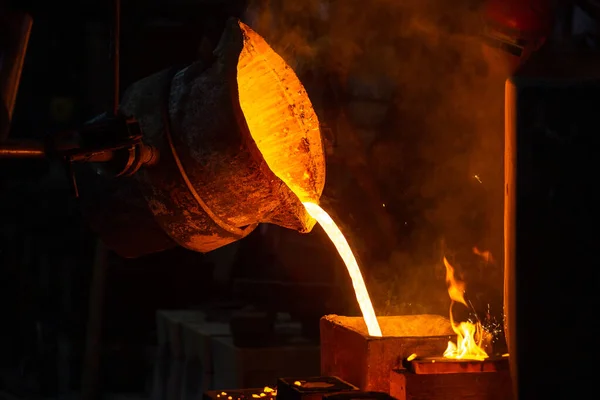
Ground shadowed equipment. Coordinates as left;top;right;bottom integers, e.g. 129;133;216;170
81;19;326;258
1;18;327;258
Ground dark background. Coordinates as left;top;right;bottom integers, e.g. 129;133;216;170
1;0;254;395
1;0;599;398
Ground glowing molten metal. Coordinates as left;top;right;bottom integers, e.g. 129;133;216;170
303;202;382;337
443;257;489;361
233;20;379;337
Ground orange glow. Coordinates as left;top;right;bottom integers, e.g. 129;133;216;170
251;387;276;398
236;22;325;205
473;247;495;264
303;202;382;337
443;257;489;361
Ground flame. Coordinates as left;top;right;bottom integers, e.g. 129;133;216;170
473;247;495;264
303;202;382;337
444;257;467;306
443;257;489;361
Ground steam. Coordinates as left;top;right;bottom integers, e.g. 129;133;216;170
245;0;507;324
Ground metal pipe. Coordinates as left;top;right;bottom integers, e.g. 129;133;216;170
0;143;120;162
0;143;45;158
0;11;33;141
70;151;115;163
113;0;121;115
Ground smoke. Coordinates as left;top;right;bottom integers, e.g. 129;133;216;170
244;0;508;329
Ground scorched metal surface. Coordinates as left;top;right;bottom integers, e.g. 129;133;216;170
277;376;358;400
80;18;326;257
389;368;513;400
320;315;454;393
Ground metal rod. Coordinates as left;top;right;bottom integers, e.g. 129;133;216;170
0;142;117;162
0;143;45;158
81;240;108;400
0;12;33;140
113;0;121;115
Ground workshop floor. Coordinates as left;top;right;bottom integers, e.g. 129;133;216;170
0;391;148;400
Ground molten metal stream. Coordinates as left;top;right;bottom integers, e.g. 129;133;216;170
303;202;382;337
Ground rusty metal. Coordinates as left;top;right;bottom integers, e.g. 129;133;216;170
277;377;358;400
0;142;146;163
408;357;509;375
83;18;325;258
323;392;395;400
0;10;32;140
320;315;454;393
0;113;159;199
161;103;254;238
0;142;45;158
1;17;325;259
0;141;133;163
390;368;513;400
97;64;259;255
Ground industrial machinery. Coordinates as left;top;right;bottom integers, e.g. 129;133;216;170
5;3;598;400
0;10;326;258
0;7;31;141
504;50;600;399
481;0;555;71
